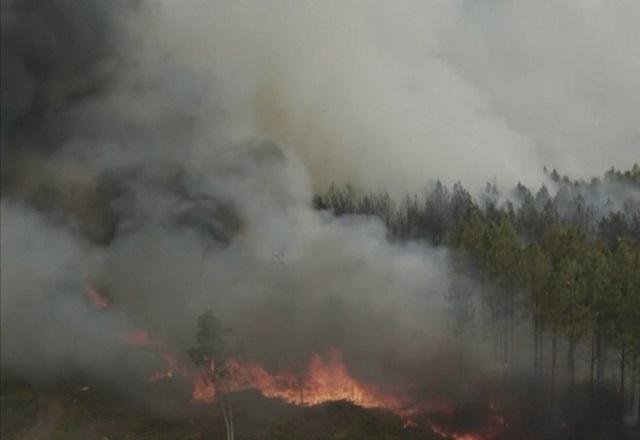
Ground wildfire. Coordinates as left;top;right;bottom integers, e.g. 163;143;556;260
84;287;508;439
121;325;479;436
124;329;186;382
191;372;215;403
187;349;445;424
222;350;406;411
149;352;183;382
188;351;503;439
85;284;110;308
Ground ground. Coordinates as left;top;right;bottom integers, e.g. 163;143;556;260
1;377;425;440
2;376;639;439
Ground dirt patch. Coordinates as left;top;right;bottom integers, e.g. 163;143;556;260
22;396;63;440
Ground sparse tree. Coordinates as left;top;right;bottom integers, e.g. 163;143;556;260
188;310;235;440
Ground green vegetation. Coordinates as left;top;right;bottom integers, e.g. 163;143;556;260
188;310;235;440
315;166;640;404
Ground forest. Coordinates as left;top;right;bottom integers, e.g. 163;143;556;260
314;164;640;420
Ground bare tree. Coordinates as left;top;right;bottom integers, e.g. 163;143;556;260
188;310;235;440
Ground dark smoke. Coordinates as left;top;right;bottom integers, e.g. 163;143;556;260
1;0;134;172
0;0;465;397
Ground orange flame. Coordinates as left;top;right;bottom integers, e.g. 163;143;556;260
125;329;186;382
121;328;501;438
222;350;406;411
191;372;215;403
86;285;507;437
188;348;419;421
85;284;110;308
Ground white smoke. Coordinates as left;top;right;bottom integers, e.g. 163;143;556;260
130;0;638;196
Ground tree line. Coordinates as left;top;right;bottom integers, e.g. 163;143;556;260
313;165;640;413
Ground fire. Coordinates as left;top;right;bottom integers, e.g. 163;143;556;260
81;285;431;421
188;348;422;423
222;350;406;411
206;350;507;440
187;350;502;438
123;332;507;438
191;372;215;403
124;329;186;382
84;287;507;438
149;352;183;382
85;284;110;308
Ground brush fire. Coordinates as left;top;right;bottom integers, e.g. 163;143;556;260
87;285;508;439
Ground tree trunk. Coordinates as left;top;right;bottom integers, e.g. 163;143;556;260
228;398;234;440
504;311;509;380
510;290;515;371
222;382;235;440
620;342;626;396
551;330;557;398
634;357;639;424
533;315;539;377
568;337;576;387
634;377;640;426
590;330;596;386
596;328;604;384
221;400;231;440
539;321;544;377
625;356;639;427
500;290;513;381
632;356;636;404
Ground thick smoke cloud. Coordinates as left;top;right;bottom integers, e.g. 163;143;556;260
0;0;462;391
133;1;639;195
140;0;542;196
0;202;136;382
0;0;134;174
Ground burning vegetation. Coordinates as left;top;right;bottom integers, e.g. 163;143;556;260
84;287;512;439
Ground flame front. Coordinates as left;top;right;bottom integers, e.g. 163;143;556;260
89;288;503;439
222;350;405;411
192;372;215;403
186;348;417;423
110;325;501;438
